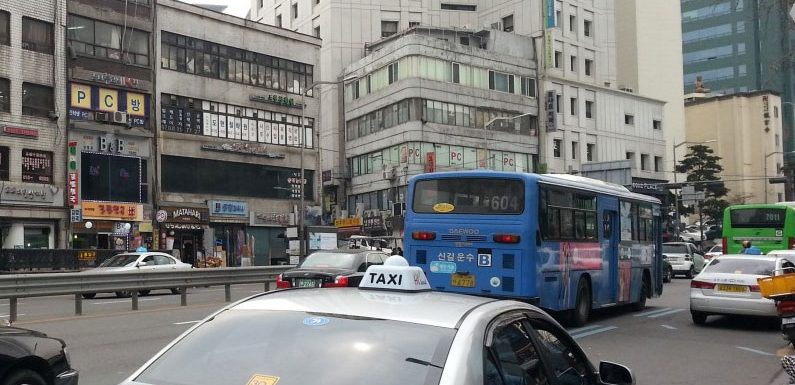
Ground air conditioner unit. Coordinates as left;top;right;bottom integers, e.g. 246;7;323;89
94;112;110;122
491;22;503;31
113;111;128;124
389;167;398;180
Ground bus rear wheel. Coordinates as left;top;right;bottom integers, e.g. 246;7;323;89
570;280;591;327
632;276;649;311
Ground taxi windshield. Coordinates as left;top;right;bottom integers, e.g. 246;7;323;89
135;309;455;385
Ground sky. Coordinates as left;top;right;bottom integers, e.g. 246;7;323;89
183;0;251;18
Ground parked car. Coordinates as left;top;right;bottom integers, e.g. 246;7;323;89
0;325;78;385
690;255;779;325
81;251;193;299
276;248;390;288
120;256;636;385
679;225;722;242
705;245;724;261
663;242;706;278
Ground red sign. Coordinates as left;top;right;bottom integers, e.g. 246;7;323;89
68;172;79;207
3;126;38;138
425;152;436;173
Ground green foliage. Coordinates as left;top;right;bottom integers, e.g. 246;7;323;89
675;144;730;221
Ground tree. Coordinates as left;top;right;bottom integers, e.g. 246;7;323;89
674;144;730;222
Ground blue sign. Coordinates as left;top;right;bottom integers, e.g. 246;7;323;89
208;200;248;217
68;108;90;120
303;316;330;326
545;0;556;28
429;261;457;274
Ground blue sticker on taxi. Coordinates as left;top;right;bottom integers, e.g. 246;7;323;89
303;316;330;326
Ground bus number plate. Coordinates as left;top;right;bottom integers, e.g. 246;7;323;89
452;274;475;288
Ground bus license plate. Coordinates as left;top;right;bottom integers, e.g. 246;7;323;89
717;284;746;293
297;279;320;288
451;274;475;288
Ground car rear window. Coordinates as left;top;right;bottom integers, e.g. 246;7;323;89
706;258;775;276
412;178;524;214
662;245;688;254
300;252;358;269
135;310;455;385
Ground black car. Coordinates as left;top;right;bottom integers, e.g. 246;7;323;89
0;326;78;385
276;249;390;288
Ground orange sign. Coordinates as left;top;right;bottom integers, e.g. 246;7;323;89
82;202;143;221
334;217;363;228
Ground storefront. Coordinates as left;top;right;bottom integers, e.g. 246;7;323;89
208;200;249;267
155;205;209;265
334;217;363;243
73;202;144;250
249;211;290;265
0;180;64;249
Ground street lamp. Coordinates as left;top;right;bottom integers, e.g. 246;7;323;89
672;139;716;239
298;75;358;258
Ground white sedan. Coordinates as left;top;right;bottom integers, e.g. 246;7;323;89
690;255;778;325
81;252;193;299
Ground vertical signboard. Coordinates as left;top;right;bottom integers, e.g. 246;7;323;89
546;90;557;132
425;152;436;173
21;149;53;184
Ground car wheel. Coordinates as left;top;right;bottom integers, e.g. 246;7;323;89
570;279;591;327
686;266;695;279
2;369;46;385
171;288;181;294
632;276;649;311
81;293;96;299
663;267;673;283
139;290;151;296
692;311;708;325
115;291;133;298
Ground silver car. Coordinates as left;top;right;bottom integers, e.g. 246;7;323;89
118;257;635;385
690;255;778;325
81;252;193;299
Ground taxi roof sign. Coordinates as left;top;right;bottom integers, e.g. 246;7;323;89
359;255;431;292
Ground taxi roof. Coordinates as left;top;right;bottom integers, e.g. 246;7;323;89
231;288;499;329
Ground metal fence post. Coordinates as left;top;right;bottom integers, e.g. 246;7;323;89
74;294;82;316
131;291;139;311
9;298;17;323
180;287;187;306
225;284;231;302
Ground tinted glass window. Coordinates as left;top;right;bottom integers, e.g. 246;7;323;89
300;252;358;269
662;244;689;254
413;178;524;214
706;258;775;276
99;254;139;267
136;310;454;385
81;153;145;203
489;319;547;384
22;17;53;54
730;208;786;228
0;78;8;112
22;83;53;118
529;320;589;384
0;11;9;46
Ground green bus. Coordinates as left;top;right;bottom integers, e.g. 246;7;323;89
722;203;795;254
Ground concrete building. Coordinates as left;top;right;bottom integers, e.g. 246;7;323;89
65;0;156;251
684;91;785;204
155;0;320;265
0;1;67;249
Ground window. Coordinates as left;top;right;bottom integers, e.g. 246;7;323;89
351;80;359;99
776;134;781;146
774;106;779;118
539;188;597;241
258;0;264;8
276;14;282;27
452;63;460;84
0;78;8;113
624;114;634;125
291;3;298;19
586;143;595;161
569;15;576;32
409;21;420;28
555;95;561;113
0;11;8;46
682;2;731;22
571;141;578;160
486;319;547;384
683;45;733;64
585;100;593;119
502;15;514;32
653;119;662;130
68;16;150;65
626;151;634;160
488;71;514;93
654;156;663;172
683;24;732;43
640;154;649;170
584;19;592;37
22;83;53;118
22;17;54;54
570;56;577;72
520;77;536;97
381;21;398;38
569;97;577;115
0;146;8;181
584;59;593;76
441;3;477;11
314;26;320;38
553;139;562;158
528;320;591;383
554;51;562;69
388;62;399;84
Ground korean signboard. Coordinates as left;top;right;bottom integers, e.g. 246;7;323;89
69;83;149;126
0;182;59;204
21;149;53;184
157;206;209;224
82;202;143;221
545;90;557;132
334;217;363;228
208;200;248;217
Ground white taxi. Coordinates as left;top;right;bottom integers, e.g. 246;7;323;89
118;256;635;385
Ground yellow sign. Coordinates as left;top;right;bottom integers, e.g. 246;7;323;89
335;217;363;228
71;84;92;109
138;222;153;232
433;203;455;213
82;202;143;221
98;88;118;112
246;375;280;385
127;92;146;116
78;251;96;261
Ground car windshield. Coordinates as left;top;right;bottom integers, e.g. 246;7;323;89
710;246;722;253
663;244;688;254
98;254;140;267
300;252;357;269
135;309;455;385
706;258;775;276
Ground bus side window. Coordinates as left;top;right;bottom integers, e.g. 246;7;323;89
603;212;612;238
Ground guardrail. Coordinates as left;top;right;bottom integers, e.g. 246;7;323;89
0;266;293;322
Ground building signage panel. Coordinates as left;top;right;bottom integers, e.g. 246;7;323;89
158;206;210;224
69;83;149;126
363;212;385;233
250;211;291;227
544;0;556;28
545;90;557;132
87;71;146;90
68;172;79;207
208;200;248;217
70;209;82;223
82;202;144;221
0;182;59;204
21;149;53;184
200;142;285;159
2;126;39;138
334;217;363;228
98;88;119;112
73;132;150;157
249;94;301;108
71;83;92;109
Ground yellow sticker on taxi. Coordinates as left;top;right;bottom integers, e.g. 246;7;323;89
246;374;280;385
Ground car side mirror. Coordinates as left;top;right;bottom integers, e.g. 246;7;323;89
599;361;635;385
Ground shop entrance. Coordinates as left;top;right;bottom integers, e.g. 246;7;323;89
247;227;288;265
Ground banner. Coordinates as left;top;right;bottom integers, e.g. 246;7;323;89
82;202;143;221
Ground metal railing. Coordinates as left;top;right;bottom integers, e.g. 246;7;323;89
0;266;293;322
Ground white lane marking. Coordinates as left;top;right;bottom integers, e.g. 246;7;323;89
647;308;686;318
0;314;25;318
736;346;774;356
173;320;202;325
661;324;677;330
634;307;672;317
567;324;607;335
571;326;617;339
91;298;162;305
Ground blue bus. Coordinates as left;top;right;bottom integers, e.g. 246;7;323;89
404;170;663;326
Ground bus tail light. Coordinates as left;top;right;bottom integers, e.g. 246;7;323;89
690;280;715;290
494;234;521;244
789;237;795;250
276;274;291;289
722;237;728;254
412;231;436;241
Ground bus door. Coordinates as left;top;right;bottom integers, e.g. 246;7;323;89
601;207;620;304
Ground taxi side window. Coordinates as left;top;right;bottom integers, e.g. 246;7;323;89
782;260;795;274
485;319;549;385
142;255;156;265
528;320;592;385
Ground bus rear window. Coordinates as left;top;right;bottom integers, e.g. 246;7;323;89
412;178;524;214
730;208;786;228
